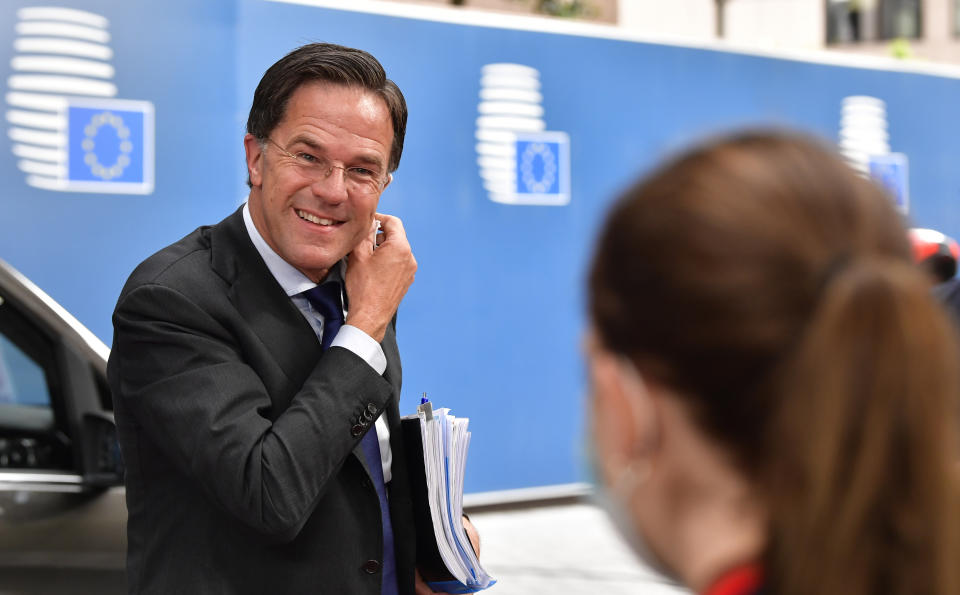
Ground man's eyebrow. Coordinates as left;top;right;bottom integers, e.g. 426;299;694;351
353;153;385;169
288;136;324;152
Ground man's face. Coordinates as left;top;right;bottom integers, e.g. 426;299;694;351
244;82;393;282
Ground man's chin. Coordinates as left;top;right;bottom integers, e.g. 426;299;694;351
289;253;343;282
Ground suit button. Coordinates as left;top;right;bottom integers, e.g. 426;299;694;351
363;559;381;574
367;403;377;414
351;424;363;437
363;409;374;422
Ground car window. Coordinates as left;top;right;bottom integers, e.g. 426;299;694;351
0;295;69;470
0;335;55;437
0;334;52;408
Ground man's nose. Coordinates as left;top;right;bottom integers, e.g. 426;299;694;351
310;165;349;203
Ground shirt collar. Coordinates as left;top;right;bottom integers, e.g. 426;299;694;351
242;201;344;296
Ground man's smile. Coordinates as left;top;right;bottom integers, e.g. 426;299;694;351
296;209;344;227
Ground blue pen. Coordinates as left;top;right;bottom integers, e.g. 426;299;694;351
418;393;433;420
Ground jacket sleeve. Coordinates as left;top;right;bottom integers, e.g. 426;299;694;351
108;281;392;544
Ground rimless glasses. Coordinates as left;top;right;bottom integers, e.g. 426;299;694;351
264;137;389;196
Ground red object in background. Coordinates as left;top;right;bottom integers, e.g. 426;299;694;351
910;228;960;263
909;228;960;283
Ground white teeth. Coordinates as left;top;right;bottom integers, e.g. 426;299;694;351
297;210;335;226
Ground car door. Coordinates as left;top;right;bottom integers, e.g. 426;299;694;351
0;259;125;594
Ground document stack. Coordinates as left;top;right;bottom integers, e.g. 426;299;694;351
401;400;496;594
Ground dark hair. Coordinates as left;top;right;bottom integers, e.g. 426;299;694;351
246;42;407;173
590;131;960;595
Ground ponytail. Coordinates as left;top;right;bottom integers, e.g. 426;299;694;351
766;259;960;595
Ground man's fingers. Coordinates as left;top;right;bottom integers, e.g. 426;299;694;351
374;213;408;244
350;218;379;257
368;217;379;253
343;212;416;342
463;516;480;557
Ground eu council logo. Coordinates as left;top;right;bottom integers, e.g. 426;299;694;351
6;6;155;194
476;64;570;206
837;95;909;214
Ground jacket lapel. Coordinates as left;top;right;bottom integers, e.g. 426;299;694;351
209;207;321;384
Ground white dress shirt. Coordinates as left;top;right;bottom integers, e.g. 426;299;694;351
242;203;392;482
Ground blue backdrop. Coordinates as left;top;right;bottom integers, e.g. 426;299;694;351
4;0;960;492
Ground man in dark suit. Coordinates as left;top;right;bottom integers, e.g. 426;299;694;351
107;43;429;594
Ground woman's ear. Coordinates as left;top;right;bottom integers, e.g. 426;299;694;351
588;342;660;485
615;357;661;459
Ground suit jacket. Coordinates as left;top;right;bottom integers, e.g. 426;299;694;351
107;207;416;594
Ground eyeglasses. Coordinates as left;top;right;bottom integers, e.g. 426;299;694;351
264;137;388;196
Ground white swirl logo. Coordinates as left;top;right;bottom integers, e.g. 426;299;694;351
6;6;154;194
475;63;570;206
839;95;889;176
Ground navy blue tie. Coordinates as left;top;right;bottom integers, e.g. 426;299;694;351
300;282;398;595
302;282;344;352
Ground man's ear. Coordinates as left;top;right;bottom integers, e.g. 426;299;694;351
381;172;393;192
244;134;264;187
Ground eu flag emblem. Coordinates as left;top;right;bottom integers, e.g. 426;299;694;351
868;152;909;214
65;98;154;194
511;132;570;205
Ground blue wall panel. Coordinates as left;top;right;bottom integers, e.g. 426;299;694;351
4;0;960;492
1;0;241;347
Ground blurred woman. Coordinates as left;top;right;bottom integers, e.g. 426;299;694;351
586;132;960;595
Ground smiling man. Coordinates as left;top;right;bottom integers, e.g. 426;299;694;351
107;44;424;594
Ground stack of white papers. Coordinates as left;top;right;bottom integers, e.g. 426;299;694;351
417;401;495;592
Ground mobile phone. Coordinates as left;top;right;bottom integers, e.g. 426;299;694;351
372;219;382;252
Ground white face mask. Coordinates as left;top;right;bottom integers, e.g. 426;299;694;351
586;356;682;585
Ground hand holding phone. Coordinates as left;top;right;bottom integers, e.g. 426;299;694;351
345;213;417;342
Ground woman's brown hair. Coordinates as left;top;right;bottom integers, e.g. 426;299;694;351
589;132;959;595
